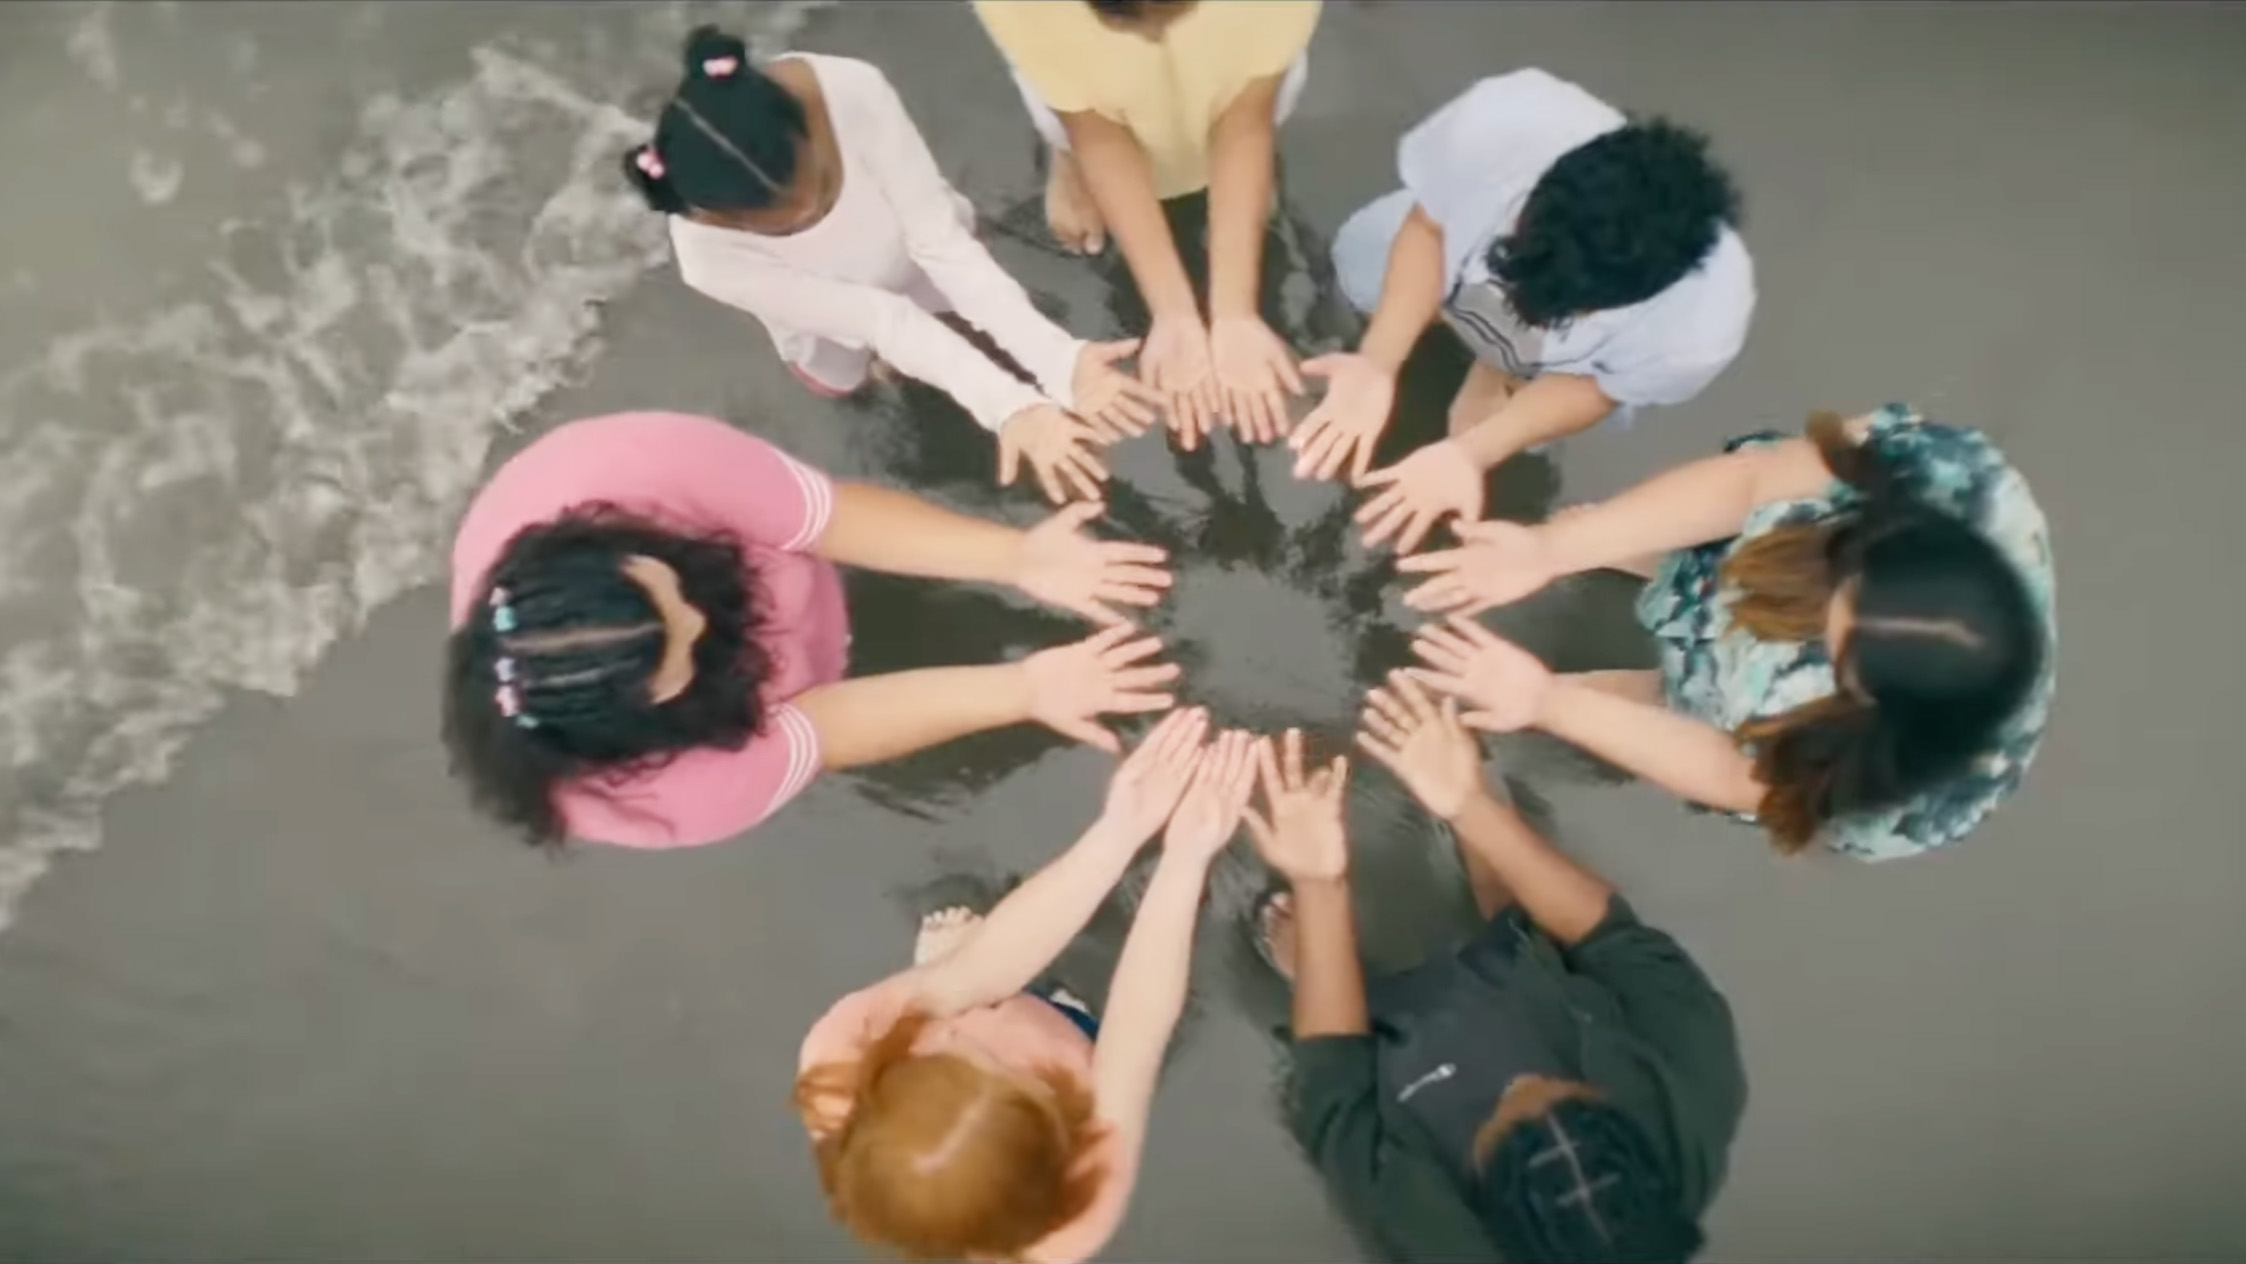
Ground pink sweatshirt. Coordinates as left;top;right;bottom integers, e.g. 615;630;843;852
449;412;850;848
667;54;1085;432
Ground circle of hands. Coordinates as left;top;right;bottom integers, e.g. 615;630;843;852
1005;319;1569;762
1000;316;1496;557
1081;667;1514;888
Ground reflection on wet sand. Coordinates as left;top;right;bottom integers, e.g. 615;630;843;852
826;184;1655;1005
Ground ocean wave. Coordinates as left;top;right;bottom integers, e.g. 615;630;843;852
0;2;830;929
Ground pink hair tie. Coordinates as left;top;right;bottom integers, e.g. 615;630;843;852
635;147;666;179
702;56;740;78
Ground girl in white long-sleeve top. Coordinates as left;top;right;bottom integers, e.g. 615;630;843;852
623;27;1159;505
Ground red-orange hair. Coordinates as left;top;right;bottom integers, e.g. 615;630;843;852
793;1010;1108;1261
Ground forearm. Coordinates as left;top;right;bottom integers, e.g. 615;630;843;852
815;481;1024;584
1536;438;1830;578
1205;87;1279;319
1453;372;1614;470
1357;206;1448;373
1537;679;1765;815
1447;788;1612;946
915;818;1142;1014
1094;854;1208;1100
1291;876;1369;1038
1063;112;1197;317
794;664;1030;770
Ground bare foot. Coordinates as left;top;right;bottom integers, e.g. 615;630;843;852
1045;148;1107;255
1256;892;1298;983
913;906;983;967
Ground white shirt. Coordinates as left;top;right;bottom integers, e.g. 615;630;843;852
1401;69;1756;409
667;54;1083;431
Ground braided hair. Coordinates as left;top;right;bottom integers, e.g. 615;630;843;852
1475;1098;1703;1263
440;505;771;848
622;26;804;215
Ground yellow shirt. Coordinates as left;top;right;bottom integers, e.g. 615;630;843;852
974;0;1322;198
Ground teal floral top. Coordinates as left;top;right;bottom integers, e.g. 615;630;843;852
1634;405;2058;862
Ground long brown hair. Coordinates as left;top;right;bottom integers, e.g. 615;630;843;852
793;1010;1107;1261
1719;413;2042;853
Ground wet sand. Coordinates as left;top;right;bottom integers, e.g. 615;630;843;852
2;2;2245;1260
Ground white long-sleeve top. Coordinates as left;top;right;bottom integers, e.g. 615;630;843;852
667;54;1084;432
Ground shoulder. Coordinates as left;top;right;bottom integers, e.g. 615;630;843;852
1202;0;1321;54
557;707;821;848
788;52;896;107
450;414;693;620
972;0;1096;54
1418;69;1623;146
1611;227;1757;361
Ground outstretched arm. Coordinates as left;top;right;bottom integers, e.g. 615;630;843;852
1536;431;1842;578
1060;109;1198;322
1206;73;1283;323
1535;679;1764;818
792;664;1031;771
1446;785;1614;946
1453;372;1616;470
813;481;1024;584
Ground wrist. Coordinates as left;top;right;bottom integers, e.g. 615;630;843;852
1002;659;1040;724
1288;871;1351;896
1449;423;1513;472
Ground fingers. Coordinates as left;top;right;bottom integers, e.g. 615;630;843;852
1298;354;1345;381
1405;665;1473;702
1444;612;1503;647
1093;577;1169;609
1410;623;1476;675
1110;663;1182;692
1350;428;1378;485
1097;538;1170;567
1359;699;1406;749
1090;337;1142;368
1318;755;1349;800
1130;704;1205;767
1394;545;1464;576
1093;393;1159;438
1098;631;1167;667
1255;733;1285;804
1108;688;1180;714
1353;728;1405;774
1081;622;1139;654
1402;573;1476;615
1282;727;1306;790
1393;504;1448;556
998;432;1022;489
1392;668;1441;721
1439;695;1466;734
1273;351;1305;399
1054;447;1108;503
1290;414;1340;479
1356;493;1421;553
1050;499;1105;531
1220;728;1260;801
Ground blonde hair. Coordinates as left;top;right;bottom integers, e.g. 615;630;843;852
794;1010;1108;1261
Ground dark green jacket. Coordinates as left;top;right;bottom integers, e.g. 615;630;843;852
1283;897;1747;1262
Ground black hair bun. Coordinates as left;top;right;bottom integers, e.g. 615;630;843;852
682;25;749;78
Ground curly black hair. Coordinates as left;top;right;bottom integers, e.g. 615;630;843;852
441;505;771;849
1490;118;1742;329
